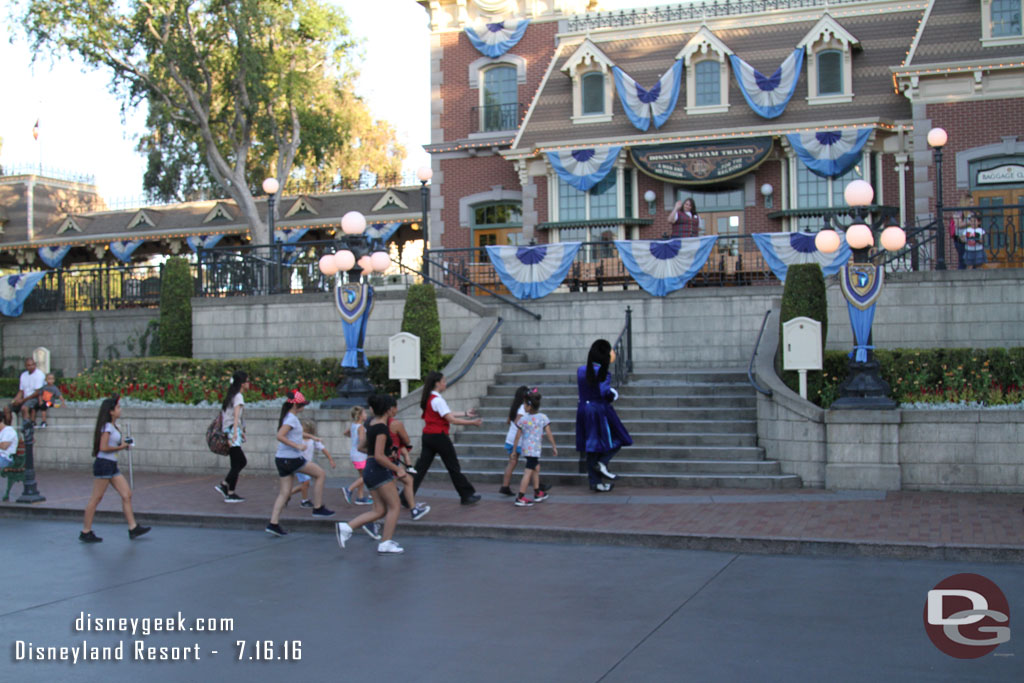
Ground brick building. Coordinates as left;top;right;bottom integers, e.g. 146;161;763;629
419;0;1024;270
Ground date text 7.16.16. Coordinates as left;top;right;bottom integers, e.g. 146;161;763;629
236;640;301;661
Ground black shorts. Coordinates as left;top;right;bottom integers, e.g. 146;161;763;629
524;456;540;471
93;458;120;479
362;459;395;491
275;457;305;477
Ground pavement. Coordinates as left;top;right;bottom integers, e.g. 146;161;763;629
3;468;1024;563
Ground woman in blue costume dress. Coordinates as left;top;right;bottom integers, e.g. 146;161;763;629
576;339;632;492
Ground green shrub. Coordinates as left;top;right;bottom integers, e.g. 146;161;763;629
0;377;19;399
158;257;193;357
401;283;442;374
819;347;1024;407
778;263;828;401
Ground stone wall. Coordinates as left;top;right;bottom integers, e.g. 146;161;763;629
1;308;158;377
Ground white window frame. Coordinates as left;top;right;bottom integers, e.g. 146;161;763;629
561;39;615;124
548;165;626;224
799;14;859;106
981;0;1024;46
677;27;732;115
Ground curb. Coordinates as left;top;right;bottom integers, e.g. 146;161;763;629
3;505;1022;564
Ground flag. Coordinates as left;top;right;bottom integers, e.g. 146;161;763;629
32;119;39;141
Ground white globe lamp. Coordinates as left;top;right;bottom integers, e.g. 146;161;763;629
416;166;433;183
880;226;907;252
357;254;373;272
341;211;366;236
370;250;391;273
843;180;874;207
332;250;355;272
846;224;874;250
927;127;948;149
262;177;280;195
318;254;339;276
814;229;841;254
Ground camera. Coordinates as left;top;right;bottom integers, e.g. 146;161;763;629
124;437;135;445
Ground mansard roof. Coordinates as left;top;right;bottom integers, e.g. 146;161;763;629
907;0;1024;66
509;3;922;155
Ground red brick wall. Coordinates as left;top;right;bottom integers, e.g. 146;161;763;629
533;175;549;244
439;155;520;249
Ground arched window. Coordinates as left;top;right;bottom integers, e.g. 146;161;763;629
582;72;605;115
482;66;517;132
817;50;842;95
695;61;721;106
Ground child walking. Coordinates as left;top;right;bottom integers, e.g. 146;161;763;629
342;406;373;505
291;418;337;508
335;394;407;554
512;389;557;507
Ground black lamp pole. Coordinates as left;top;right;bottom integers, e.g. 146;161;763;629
420;179;430;281
933;144;946;271
16;421;45;503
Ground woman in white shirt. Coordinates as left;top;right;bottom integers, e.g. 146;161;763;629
214;371;249;503
0;404;18;469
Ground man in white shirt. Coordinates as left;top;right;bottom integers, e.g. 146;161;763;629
13;357;45;424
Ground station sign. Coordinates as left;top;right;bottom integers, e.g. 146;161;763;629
630;137;773;184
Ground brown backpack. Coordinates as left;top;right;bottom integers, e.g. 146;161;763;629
206;412;230;456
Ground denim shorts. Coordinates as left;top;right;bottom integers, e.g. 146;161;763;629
362;459;394;491
504;443;522;457
93;458;119;479
275;457;305;477
524;456;540;471
295;472;311;484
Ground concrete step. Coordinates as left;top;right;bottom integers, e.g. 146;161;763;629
478;394;757;409
451;443;768;461
501;352;529;363
456;429;758;448
484;384;757;399
476;406;758;421
465;419;757;435
436;456;780;475
421;469;802;490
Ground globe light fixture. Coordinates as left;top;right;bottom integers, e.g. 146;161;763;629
880;225;907;251
332;249;355;272
845;223;874;250
318;254;339;276
357;254;373;272
261;177;280;195
760;183;774;209
643;189;657;215
814;229;841;254
843;179;874;207
928;127;950;269
927;127;947;149
341;211;367;236
416;166;434;183
370;250;391;273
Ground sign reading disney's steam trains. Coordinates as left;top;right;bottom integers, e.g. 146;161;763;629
631;138;773;184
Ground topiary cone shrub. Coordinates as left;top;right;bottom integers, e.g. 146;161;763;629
158;256;193;357
401;283;442;376
778;263;828;403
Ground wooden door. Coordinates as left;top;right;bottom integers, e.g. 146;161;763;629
974;189;1024;268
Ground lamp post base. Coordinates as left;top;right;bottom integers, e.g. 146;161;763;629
831;359;897;410
320;367;377;410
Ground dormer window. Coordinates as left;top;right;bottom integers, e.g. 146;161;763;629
983;0;1023;45
799;14;859;105
678;27;732;115
561;39;615;124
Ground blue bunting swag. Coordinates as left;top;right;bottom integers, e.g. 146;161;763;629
110;240;143;263
38;245;71;269
336;282;374;368
839;263;885;362
485;242;582;300
186;234;226;253
730;48;804;119
613;236;718;297
751;232;851;283
612;61;683;131
464;18;530;58
0;271;46;317
275;227;309;265
546;147;622;192
786;129;871;178
365;222;402;244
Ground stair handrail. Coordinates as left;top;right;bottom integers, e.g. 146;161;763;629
747;309;774;397
612;306;634;387
398;257;542;320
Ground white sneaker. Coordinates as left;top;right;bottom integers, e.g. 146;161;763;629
596;462;617;480
377;539;404;554
335;522;353;549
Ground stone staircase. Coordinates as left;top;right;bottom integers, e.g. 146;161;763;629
422;348;802;490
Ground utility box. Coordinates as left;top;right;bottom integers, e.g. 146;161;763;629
33;347;50;375
388;332;421;397
782;317;822;400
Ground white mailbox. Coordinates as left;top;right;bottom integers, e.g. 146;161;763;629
388;332;421;398
782;317;822;400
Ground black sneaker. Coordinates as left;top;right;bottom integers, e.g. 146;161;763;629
498;486;515;496
79;531;102;543
539;483;552;492
312;506;335;517
299;499;314;508
224;493;245;503
265;523;287;537
460;494;482;505
128;525;151;540
214;483;229;499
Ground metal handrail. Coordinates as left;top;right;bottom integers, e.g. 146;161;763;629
612;306;634;387
747;309;773;397
415;256;542;320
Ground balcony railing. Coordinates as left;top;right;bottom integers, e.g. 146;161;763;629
20;263;171;313
471;103;524;134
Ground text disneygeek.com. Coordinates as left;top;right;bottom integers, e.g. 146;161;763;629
12;611;302;663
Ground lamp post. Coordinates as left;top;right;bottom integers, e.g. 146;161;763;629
15;421;45;503
263;177;281;293
318;210;392;409
760;183;774;209
927;127;948;270
643;189;657;215
417;166;433;281
816;179;906;409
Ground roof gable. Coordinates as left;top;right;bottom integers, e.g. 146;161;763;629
202;203;235;224
797;13;860;49
126;209;156;230
57;216;86;235
677;26;733;64
284;196;320;218
371;190;409;212
561;38;616;77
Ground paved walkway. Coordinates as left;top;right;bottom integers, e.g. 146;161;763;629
3;469;1023;562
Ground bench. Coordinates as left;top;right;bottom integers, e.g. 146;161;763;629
2;440;26;502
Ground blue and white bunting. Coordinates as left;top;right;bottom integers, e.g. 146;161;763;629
786;129;872;178
729;48;804;119
751;232;851;283
365;222;402;244
464;18;530;58
546;147;622;192
0;271;46;317
485;242;582;300
110;239;144;263
612;61;683;131
275;227;309;265
187;234;226;252
37;245;71;269
613;236;718;297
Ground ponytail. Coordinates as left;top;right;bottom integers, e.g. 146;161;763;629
420;371;444;413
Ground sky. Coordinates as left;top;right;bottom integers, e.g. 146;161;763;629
0;0;651;204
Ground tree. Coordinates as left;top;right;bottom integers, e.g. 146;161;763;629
19;0;399;244
400;284;441;375
158;256;192;357
778;263;828;403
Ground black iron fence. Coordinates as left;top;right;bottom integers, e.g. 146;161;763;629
22;263;169;313
471;103;524;134
888;203;1024;271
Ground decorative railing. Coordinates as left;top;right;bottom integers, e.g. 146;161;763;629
565;0;869;32
887;203;1024;271
21;263;174;313
196;240;358;297
471;103;525;134
0;163;95;185
612;306;634;388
